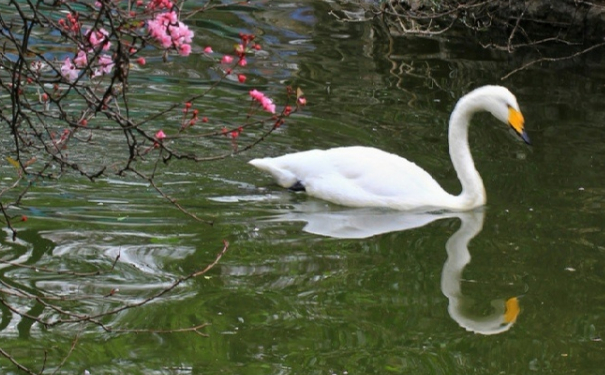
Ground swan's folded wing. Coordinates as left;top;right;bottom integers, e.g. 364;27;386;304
303;166;449;210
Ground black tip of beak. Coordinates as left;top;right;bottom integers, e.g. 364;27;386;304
520;130;531;145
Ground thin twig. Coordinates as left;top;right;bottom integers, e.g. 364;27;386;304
501;41;605;80
0;250;121;276
0;347;37;375
52;331;81;375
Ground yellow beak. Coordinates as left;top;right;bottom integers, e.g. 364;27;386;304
504;297;521;324
508;107;530;144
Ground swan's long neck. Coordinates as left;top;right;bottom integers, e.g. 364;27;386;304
447;95;486;209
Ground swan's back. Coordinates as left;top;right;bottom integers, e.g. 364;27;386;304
249;146;455;210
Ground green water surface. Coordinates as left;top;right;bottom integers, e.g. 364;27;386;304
1;1;604;374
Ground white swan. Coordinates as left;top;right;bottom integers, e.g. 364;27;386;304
249;85;530;211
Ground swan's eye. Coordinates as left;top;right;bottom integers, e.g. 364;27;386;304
507;106;524;134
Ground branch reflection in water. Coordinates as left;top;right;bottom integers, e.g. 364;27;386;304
265;204;521;335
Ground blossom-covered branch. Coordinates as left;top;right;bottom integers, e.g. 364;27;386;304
0;3;308;371
0;0;306;238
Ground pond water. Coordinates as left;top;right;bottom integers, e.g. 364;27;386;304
1;1;605;374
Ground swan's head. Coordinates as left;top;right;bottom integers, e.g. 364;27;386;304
448;295;521;335
472;85;531;145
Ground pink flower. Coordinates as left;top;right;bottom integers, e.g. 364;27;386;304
178;44;191;56
88;28;111;51
92;54;114;77
249;89;276;114
204;46;213;54
260;96;276;114
147;11;193;55
136;57;146;65
155;130;166;140
147;0;174;10
298;97;307;106
60;57;79;82
221;55;233;64
238;74;246;83
148;18;172;48
238;58;247;67
249;89;263;101
74;50;87;68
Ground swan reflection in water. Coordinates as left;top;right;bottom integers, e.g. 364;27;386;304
265;204;520;335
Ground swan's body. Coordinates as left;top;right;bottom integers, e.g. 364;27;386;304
249;85;529;211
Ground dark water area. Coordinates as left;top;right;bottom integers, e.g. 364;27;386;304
1;1;604;374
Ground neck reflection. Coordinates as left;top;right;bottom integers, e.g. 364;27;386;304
268;204;520;335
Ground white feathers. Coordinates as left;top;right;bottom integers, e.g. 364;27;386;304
249;86;525;211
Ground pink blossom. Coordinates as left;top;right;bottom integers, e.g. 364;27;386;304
260;96;276;114
147;0;173;10
88;28;111;51
92;54;114;78
148;17;172;48
60;57;79;82
147;11;193;54
249;89;263;101
74;50;87;68
155;130;166;140
136;57;146;65
238;74;246;83
221;55;233;64
238;58;247;67
178;44;191;56
169;23;193;44
250;90;261;98
249;89;276;114
204;46;213;54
